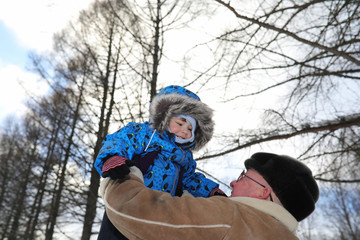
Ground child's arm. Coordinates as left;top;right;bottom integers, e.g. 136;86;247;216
182;160;223;198
94;123;147;177
209;187;227;197
183;171;219;197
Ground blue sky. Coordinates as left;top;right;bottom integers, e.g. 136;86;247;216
0;0;93;123
0;19;47;122
0;20;30;121
0;21;28;67
0;0;232;123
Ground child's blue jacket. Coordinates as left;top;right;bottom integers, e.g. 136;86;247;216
95;85;217;197
95;121;218;197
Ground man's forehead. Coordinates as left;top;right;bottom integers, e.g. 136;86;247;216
245;169;266;180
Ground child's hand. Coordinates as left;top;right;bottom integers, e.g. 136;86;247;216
209;188;228;197
129;151;159;175
102;156;130;179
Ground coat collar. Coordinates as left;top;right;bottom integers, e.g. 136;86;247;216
230;197;298;233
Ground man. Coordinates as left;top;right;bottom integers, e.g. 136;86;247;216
99;152;319;239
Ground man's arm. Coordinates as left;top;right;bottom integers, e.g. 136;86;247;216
100;167;232;239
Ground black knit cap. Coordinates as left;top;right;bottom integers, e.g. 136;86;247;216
244;152;319;221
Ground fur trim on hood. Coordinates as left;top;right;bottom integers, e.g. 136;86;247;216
149;85;214;151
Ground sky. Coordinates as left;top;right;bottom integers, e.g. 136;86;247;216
0;0;257;134
0;0;240;178
0;0;245;176
0;0;93;122
0;0;323;182
0;0;292;182
0;0;230;123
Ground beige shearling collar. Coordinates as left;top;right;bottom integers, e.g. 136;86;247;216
230;197;298;233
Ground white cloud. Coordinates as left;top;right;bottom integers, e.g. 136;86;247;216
0;64;48;119
0;0;92;120
0;0;93;51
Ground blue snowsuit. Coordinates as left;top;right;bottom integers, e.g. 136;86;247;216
95;121;218;196
95;85;218;197
96;85;217;239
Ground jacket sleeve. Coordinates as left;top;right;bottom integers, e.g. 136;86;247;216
94;122;147;175
101;170;232;240
182;158;219;197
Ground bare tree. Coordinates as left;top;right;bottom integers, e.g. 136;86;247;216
0;114;47;239
22;0;172;237
182;1;360;238
0;117;22;239
321;182;360;240
50;1;212;238
0;117;20;211
183;0;360;182
44;83;86;240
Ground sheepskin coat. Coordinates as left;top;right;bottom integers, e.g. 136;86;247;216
100;168;299;240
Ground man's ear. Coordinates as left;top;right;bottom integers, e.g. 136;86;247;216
250;188;272;201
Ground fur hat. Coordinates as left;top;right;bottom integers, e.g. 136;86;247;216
149;85;214;151
244;152;319;221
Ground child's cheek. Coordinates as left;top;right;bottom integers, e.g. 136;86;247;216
172;126;179;134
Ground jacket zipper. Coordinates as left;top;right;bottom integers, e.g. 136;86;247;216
170;147;185;195
144;129;156;152
178;147;186;164
171;164;179;195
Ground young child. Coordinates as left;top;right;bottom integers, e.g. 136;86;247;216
95;85;225;239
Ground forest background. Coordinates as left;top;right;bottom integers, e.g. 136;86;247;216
0;0;359;239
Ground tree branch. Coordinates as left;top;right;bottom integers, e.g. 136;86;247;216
214;0;360;66
196;114;360;161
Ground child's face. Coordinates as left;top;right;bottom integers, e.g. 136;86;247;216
169;116;193;139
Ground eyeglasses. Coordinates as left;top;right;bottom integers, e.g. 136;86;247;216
236;170;273;202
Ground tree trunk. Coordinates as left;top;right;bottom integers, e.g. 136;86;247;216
45;81;85;240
